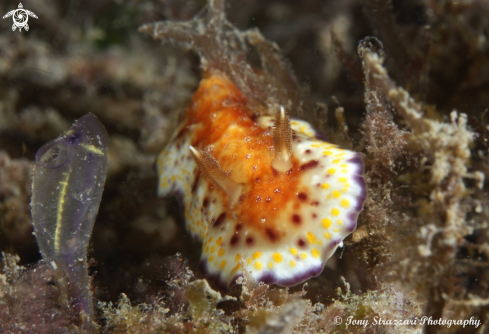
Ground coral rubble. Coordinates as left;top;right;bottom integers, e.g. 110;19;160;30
1;0;489;333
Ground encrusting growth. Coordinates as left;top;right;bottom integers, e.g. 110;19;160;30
272;107;293;173
189;145;243;208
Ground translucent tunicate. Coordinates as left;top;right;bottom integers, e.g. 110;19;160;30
31;113;108;329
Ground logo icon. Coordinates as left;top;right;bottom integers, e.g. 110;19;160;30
3;3;38;32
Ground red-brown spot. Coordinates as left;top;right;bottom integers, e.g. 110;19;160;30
297;192;308;202
236;223;243;231
265;228;278;242
300;160;319;170
203;198;209;207
246;236;254;245
213;212;226;228
292;214;302;225
298;239;306;247
312;213;317;218
311;201;319;206
174;128;188;141
230;234;239;246
305;149;311;154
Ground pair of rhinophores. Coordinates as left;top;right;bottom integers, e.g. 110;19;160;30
157;73;367;291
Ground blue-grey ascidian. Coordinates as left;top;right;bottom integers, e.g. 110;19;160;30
31;113;108;326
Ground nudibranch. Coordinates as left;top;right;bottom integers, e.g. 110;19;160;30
157;72;366;290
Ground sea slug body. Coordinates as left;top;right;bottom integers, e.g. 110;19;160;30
157;72;367;290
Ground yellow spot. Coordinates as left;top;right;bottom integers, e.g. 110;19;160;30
339;177;348;183
210;245;216;253
273;253;283;263
311;249;320;258
220;260;227;269
216;237;222;246
307;232;316;244
332;190;341;198
323;151;333;156
342;169;348;173
311;143;322;148
332;208;340;216
337;219;343;225
324;232;331;240
247;258;252;265
341;199;350;208
171;175;176;181
254;261;263;270
318;240;323;246
290;260;296;267
209;255;214;262
332;159;341;164
231;263;242;273
322;218;332;228
340;163;348;168
301;253;307;260
218;248;224;256
235;254;241;262
321;183;331;189
327;168;337;175
268;262;273;269
252;251;261;259
290;248;298;256
334;228;340;232
342;188;348;193
205;246;210;253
